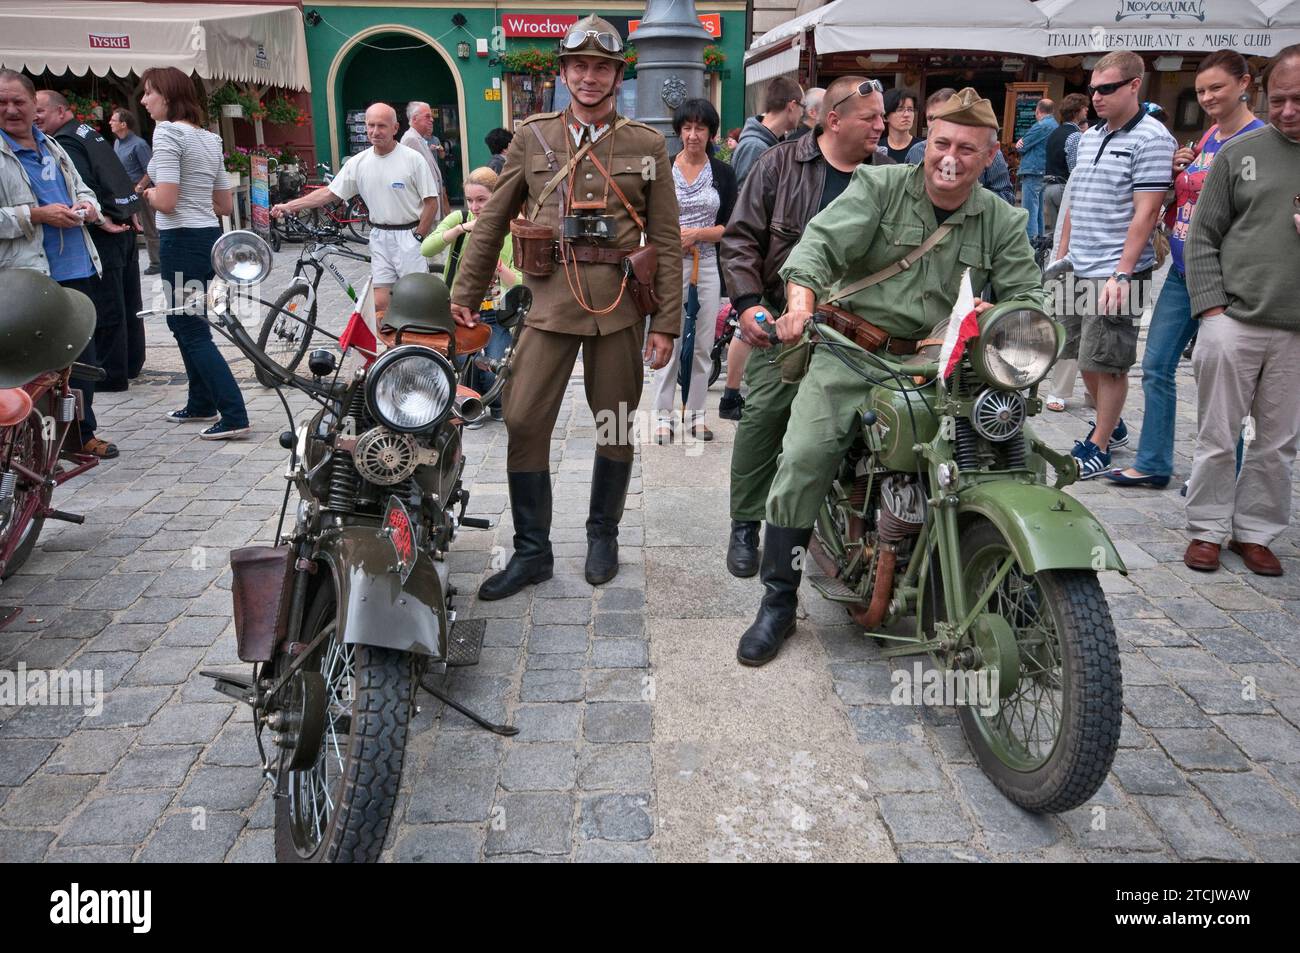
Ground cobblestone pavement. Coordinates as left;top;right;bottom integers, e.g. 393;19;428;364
0;246;1298;862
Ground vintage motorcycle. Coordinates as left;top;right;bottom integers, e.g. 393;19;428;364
796;283;1124;814
166;231;523;861
0;272;103;596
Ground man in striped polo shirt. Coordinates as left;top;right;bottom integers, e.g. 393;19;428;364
1058;50;1176;478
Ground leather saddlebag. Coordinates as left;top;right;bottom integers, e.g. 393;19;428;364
509;218;557;277
815;303;891;352
230;546;295;662
621;244;661;317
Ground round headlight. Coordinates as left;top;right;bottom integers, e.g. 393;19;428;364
972;304;1060;390
211;230;273;286
365;346;456;432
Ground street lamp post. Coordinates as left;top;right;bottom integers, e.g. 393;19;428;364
629;0;714;151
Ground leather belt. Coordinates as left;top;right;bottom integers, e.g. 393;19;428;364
815;304;921;355
370;221;419;231
1043;175;1067;185
558;244;638;265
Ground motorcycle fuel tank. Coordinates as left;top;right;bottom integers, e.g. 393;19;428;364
864;385;939;473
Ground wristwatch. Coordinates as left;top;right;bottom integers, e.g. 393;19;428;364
412;230;425;242
1110;271;1131;283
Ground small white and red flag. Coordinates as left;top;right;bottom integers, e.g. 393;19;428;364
337;278;378;362
936;268;980;380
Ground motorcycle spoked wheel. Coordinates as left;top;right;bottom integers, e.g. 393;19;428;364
0;416;50;580
255;285;316;388
954;520;1121;814
273;583;414;863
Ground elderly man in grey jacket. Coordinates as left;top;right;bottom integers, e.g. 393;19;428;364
401;101;446;221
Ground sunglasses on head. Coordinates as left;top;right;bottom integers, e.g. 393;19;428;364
1089;78;1137;97
561;29;623;54
827;79;884;115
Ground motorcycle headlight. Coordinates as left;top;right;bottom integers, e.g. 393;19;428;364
970;303;1061;390
210;230;273;286
365;346;456;432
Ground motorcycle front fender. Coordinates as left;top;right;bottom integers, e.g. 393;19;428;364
317;526;448;657
957;481;1127;576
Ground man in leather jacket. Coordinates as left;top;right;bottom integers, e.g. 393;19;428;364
720;75;893;579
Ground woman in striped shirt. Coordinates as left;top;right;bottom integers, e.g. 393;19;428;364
140;66;249;439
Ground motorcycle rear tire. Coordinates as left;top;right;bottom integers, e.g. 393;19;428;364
275;583;414;863
1;417;50;580
955;520;1121;814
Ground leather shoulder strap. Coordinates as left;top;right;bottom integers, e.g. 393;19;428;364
587;150;645;233
529;117;633;220
826;223;954;305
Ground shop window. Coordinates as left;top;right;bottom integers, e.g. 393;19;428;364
506;73;556;127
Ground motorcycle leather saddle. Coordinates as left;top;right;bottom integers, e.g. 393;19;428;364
376;310;491;357
0;387;33;427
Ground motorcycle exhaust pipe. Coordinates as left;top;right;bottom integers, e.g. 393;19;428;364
454;394;484;423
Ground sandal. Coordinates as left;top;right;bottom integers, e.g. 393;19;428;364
689;424;714;442
1045;395;1066;412
83;437;119;459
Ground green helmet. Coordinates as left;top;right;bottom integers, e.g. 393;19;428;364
557;14;626;66
380;272;454;335
0;269;96;388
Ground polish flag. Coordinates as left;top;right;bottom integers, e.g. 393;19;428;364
338;278;378;362
936;268;980;380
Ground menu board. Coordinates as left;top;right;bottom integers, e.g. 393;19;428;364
1002;83;1050;147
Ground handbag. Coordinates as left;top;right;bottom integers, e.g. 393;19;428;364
621;244;660;317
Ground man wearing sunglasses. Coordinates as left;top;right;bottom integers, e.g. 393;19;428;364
720;75;893;579
1181;45;1300;576
1057;50;1176;481
448;14;682;598
733;89;1044;666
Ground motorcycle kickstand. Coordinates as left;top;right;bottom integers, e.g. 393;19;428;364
418;677;519;736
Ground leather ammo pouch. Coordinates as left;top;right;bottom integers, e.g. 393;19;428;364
509;218;557;277
621;244;660;317
229;546;295;662
816;303;891;352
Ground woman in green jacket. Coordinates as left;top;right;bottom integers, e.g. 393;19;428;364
422;166;520;422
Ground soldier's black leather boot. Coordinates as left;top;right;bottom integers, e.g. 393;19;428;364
585;455;632;585
478;471;554;601
737;525;812;666
726;520;761;577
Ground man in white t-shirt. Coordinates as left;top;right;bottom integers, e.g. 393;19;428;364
401;101;445;221
271;102;438;311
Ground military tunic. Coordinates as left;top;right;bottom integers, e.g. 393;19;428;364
450;107;682;470
766;163;1046;528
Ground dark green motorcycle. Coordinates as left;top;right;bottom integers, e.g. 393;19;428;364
803;299;1124;814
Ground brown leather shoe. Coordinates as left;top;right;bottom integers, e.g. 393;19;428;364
1228;540;1283;576
1184;539;1221;572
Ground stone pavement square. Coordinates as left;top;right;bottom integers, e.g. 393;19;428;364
0;248;1297;862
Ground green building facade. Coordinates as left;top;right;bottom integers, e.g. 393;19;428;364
305;2;748;203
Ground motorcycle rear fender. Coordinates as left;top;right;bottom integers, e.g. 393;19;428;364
957;482;1127;575
317;526;448;657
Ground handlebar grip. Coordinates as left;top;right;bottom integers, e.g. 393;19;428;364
71;362;108;382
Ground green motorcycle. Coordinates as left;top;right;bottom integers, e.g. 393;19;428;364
802;300;1124;814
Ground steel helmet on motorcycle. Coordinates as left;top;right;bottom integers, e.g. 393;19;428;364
0;268;96;388
380;271;455;336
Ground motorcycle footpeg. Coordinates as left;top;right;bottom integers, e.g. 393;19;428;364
445;617;487;667
459;516;491;529
45;509;86;525
200;669;257;706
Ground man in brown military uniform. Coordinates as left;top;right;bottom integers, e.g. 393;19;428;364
450;14;682;599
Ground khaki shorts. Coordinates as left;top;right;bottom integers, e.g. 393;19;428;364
1076;268;1152;375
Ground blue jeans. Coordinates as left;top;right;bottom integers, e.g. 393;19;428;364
1020;174;1044;238
471;314;512;411
159;227;249;428
1134;268;1242;477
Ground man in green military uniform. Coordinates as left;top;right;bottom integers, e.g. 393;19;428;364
737;88;1045;666
721;75;891;578
450;15;682;599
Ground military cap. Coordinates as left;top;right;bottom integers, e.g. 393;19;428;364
557;14;626;66
930;87;1000;130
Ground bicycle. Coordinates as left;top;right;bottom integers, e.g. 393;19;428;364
267;162;370;252
254;215;372;387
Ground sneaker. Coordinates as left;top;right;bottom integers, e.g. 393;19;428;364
490;407;504;422
144;264;161;276
200;421;251;440
464;416;485;430
165;408;219;422
1085;418;1129;450
1071;439;1112;479
718;393;745;421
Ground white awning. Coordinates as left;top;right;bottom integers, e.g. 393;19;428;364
0;1;310;90
746;0;1051;58
745;46;802;85
1041;0;1298;56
